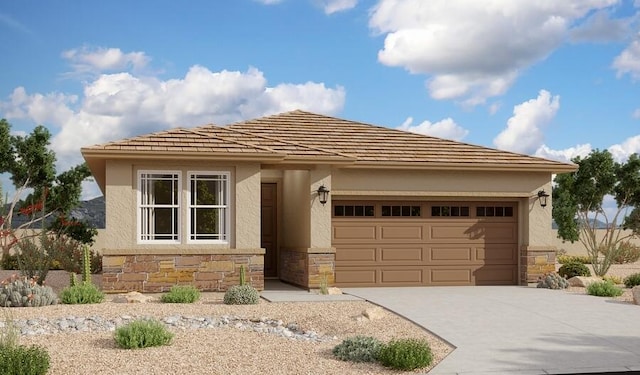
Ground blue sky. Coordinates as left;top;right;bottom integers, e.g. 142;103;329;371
1;0;640;199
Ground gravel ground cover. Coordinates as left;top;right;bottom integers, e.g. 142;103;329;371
0;271;453;375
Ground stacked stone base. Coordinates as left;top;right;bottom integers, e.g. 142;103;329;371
521;246;557;284
101;249;265;293
279;248;335;289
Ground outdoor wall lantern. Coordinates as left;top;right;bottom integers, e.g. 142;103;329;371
317;185;330;206
537;190;550;208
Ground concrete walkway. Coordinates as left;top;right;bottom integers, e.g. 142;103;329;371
261;280;361;302
342;286;640;375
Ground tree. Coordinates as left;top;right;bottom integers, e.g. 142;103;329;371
553;149;640;276
0;119;92;258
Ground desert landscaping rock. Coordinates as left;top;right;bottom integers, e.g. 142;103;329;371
632;286;640;305
111;291;156;303
568;276;602;287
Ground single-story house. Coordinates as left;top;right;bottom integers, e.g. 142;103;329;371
81;110;577;293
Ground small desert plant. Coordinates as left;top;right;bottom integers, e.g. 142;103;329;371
15;233;51;285
59;282;105;304
557;255;591;264
160;285;200;303
0;311;19;349
0;344;51;375
0;275;58;307
319;272;329;295
558;261;591;279
332;336;384;363
602;274;623;285
536;272;569;289
239;264;247;286
223;285;260;305
378;338;433;371
586;280;623;297
623;272;640;288
0;254;19;270
609;241;640;264
114;319;174;349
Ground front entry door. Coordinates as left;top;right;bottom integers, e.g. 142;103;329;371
261;183;278;278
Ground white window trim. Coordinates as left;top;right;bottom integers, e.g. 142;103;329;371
137;170;182;244
186;171;231;244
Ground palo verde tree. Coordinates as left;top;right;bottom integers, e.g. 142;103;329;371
0;118;92;258
553;149;640;276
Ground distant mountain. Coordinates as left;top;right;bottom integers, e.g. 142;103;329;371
2;196;105;229
552;218;613;230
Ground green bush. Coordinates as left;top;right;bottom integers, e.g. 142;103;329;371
0;254;19;270
0;345;50;375
536;272;569;289
602;274;623;285
378;338;432;371
223;284;260;305
114;319;174;349
624;273;640;288
332;336;384;363
160;285;200;303
586;280;623;297
557;255;591;264
59;282;105;304
0;275;58;307
558;261;591;279
610;241;640;264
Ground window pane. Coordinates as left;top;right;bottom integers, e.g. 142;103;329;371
334;206;344;216
431;206;441;217
391;206;401;216
154;208;174;235
486;207;495;216
461;207;469;216
345;205;354;216
382;206;391;216
477;207;485;217
505;207;513;217
365;206;375;216
355;206;364;216
411;206;421;216
194;208;220;235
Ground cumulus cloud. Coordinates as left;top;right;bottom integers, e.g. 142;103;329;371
397;116;468;141
609;135;640;162
1;55;346;176
613;40;640;80
493;90;560;154
369;0;618;105
319;0;358;14
535;143;592;163
569;9;634;43
62;46;150;77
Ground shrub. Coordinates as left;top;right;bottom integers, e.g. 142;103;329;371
586;280;623;297
0;254;18;270
602;274;623;285
223;285;260;305
114;319;174;349
59;282;105;304
160;285;200;303
558;261;591;279
557;255;591;264
15;234;51;285
332;336;384;363
623;273;640;288
44;235;102;274
610;241;640;264
0;311;19;350
378;338;433;371
0;275;58;307
536;272;569;289
0;345;50;375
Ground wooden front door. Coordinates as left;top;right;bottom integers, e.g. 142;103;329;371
261;183;278;278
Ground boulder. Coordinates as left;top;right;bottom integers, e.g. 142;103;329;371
112;291;155;303
567;276;602;287
363;306;385;321
326;287;343;295
632;286;640;305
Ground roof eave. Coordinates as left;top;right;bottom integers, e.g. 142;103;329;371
344;161;578;173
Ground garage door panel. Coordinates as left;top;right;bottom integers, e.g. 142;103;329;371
476;245;518;263
335;247;377;262
333;225;377;241
481;223;517;242
474;265;518;285
380;246;423;261
430;223;474;241
380;225;424;241
430;246;473;262
428;268;473;285
381;269;422;284
335;268;377;284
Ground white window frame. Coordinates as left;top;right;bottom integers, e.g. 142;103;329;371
137;170;182;244
187;171;231;244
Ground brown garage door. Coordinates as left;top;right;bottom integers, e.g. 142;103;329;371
332;201;518;287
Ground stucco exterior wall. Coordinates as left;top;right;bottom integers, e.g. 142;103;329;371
281;170;310;249
309;167;332;249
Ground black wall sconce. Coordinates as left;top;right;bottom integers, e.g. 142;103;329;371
317;185;330;206
537;190;550;208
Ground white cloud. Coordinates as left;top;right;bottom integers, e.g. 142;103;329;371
609;135;640;162
319;0;358;14
1;60;346;178
488;102;501;115
369;0;618;105
613;40;640;80
493;90;560;154
569;9;634;43
535;143;592;163
397;116;468;141
62;46;150;76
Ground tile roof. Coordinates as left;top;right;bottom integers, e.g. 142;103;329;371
82;110;576;173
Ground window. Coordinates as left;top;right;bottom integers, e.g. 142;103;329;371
381;205;421;217
138;171;181;242
431;205;470;217
476;205;514;217
188;172;230;242
334;204;375;217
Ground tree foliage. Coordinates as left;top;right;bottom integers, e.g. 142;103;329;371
553;149;640;276
0;119;93;257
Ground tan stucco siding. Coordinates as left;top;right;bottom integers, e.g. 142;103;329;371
234;163;261;249
105;160;135;249
310;167;332;249
282;170;310;249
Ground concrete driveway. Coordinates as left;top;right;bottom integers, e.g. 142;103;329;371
342;286;640;375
